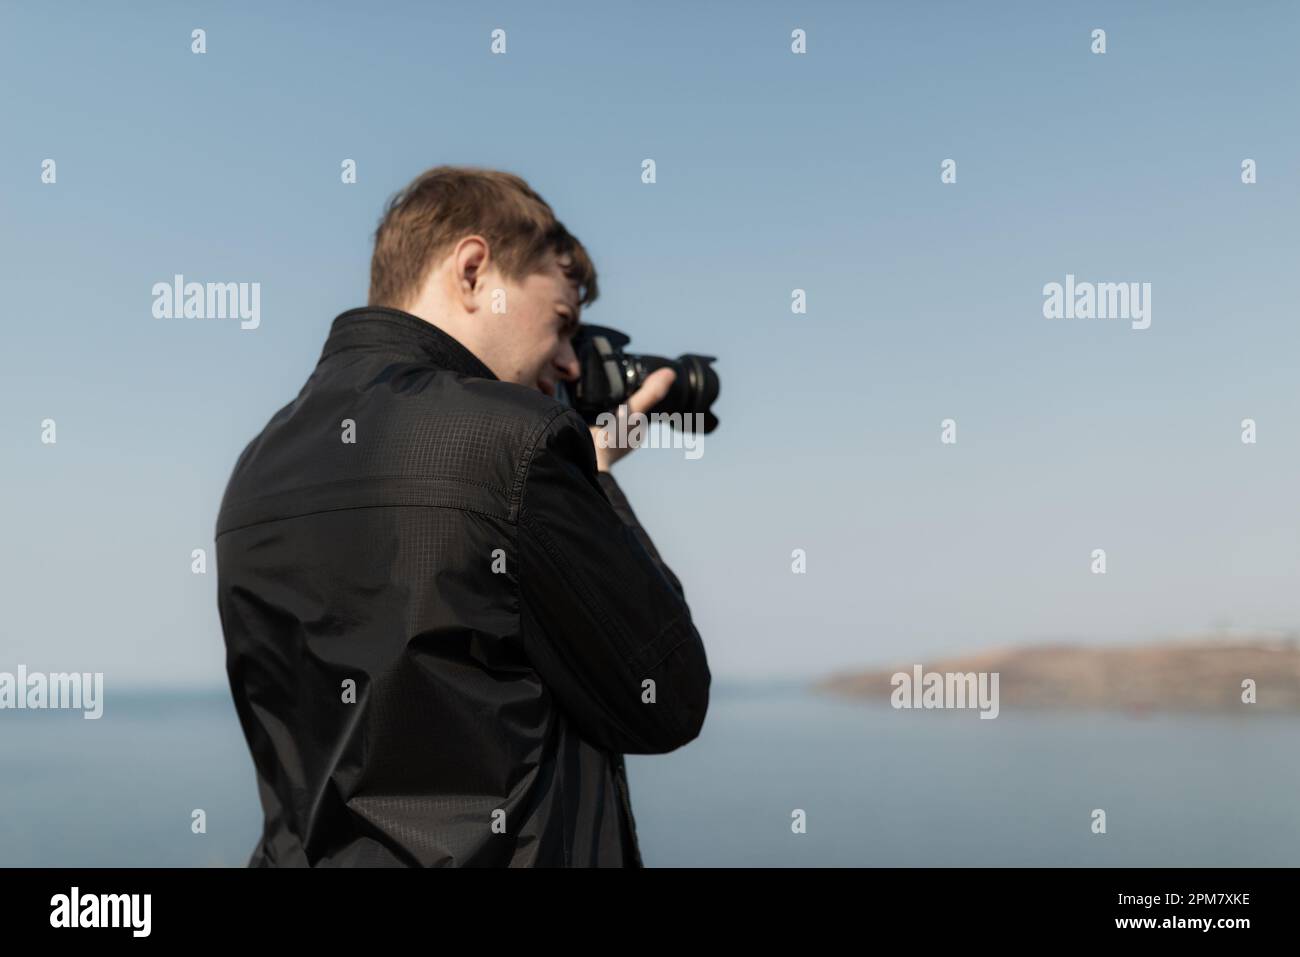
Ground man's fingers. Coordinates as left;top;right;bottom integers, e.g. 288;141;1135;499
595;368;676;468
626;367;676;418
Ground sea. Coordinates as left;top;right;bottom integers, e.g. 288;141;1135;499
3;682;1297;867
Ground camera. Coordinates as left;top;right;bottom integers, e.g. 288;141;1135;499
560;324;720;433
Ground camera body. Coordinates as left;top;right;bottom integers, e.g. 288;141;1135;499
560;325;720;433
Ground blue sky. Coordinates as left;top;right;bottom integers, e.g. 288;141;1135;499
3;1;1299;687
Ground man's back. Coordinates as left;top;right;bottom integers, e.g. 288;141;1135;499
215;307;710;866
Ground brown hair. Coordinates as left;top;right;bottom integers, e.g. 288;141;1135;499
368;165;598;310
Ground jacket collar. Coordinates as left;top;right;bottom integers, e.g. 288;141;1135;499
320;306;498;380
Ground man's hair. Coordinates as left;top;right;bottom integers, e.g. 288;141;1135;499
368;165;599;310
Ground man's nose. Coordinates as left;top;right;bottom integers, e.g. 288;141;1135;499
556;343;580;382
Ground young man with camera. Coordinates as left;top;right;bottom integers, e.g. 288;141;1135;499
215;165;711;867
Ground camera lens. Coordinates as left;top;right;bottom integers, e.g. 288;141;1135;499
567;324;719;433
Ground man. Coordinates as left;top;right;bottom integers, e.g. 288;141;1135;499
215;166;711;867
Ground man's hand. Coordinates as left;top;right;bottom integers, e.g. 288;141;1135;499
589;367;677;472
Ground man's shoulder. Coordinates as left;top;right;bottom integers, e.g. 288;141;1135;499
445;375;572;436
389;370;584;463
216;364;584;537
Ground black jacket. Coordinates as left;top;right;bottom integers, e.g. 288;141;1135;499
215;306;710;867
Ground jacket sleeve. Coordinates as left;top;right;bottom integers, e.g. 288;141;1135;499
593;470;687;601
516;407;710;755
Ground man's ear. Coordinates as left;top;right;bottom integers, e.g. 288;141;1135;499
454;236;490;313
